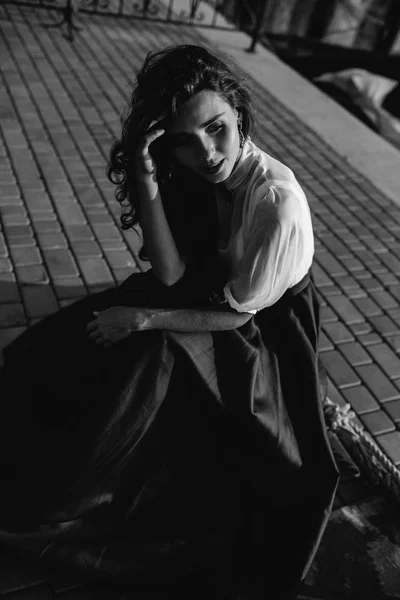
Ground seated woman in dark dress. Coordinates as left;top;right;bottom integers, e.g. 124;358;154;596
0;44;338;599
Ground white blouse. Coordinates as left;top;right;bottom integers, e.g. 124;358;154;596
218;139;314;314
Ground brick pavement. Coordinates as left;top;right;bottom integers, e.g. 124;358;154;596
0;3;399;597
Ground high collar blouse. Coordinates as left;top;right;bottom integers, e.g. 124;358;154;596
217;139;314;314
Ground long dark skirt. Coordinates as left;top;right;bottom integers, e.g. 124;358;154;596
0;269;338;599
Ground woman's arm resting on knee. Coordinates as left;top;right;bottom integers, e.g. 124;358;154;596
145;307;253;332
87;306;253;346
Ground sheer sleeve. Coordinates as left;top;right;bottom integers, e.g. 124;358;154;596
223;184;314;314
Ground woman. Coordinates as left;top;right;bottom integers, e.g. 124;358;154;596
0;45;338;599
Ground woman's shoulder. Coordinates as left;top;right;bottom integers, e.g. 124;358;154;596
248;141;303;196
244;141;309;222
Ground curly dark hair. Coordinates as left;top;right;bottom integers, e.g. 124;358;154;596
106;44;255;235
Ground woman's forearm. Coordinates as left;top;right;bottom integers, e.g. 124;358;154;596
138;175;185;286
145;307;253;332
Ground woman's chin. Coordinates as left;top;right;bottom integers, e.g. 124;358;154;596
203;164;233;184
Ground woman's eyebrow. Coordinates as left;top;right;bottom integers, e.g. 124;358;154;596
201;112;225;127
168;113;225;137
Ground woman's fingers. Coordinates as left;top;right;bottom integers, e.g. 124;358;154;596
86;320;98;333
139;129;165;154
87;329;103;341
149;114;167;129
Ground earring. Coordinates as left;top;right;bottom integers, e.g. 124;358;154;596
238;119;245;148
167;160;176;180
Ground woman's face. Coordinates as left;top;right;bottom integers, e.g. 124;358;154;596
166;90;241;183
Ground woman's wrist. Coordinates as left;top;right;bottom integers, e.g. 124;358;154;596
127;307;155;332
137;171;159;189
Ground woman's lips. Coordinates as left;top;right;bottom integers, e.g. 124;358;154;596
202;158;225;174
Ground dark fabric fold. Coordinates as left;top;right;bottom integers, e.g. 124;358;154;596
0;269;338;599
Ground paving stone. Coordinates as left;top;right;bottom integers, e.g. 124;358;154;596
0;233;8;258
339;256;364;272
92;223;122;241
387;335;400;354
383;400;400;423
37;231;68;249
0;184;21;200
389;286;400;302
86;212;115;225
387;307;400;325
10;245;42;266
21;284;59;318
321;350;360;389
0;302;27;327
360;277;384;292
321;323;354;347
378;252;400;274
0;272;20;303
101;239;127;251
342;385;380;414
44;249;79;278
319;331;334;352
376;431;400;465
32;218;60;233
57;202;87;225
356;364;400;403
357;332;382;346
318;283;342;297
338;342;372;367
349;321;373;336
77;257;114;286
7;236;38;251
352;296;382;318
315;255;347;279
376;271;399;286
360;410;396;435
65;224;94;241
16;265;50;285
76;187;105;209
24;191;54;213
4;225;33;239
53;277;87;299
370;290;399;310
366;344;400;380
104;250;136;269
1;206;30;225
70;240;102;258
0;258;13;273
320;306;338;324
368;315;400;338
327;295;364;325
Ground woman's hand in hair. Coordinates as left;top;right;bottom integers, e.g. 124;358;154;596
136;118;166;182
86;306;150;347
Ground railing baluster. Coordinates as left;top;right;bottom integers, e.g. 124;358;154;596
248;0;271;52
167;0;174;21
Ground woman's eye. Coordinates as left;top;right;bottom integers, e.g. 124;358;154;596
207;124;224;135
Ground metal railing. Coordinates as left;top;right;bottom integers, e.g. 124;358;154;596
0;0;252;42
1;0;397;55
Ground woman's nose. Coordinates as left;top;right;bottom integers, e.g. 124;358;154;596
197;137;216;163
